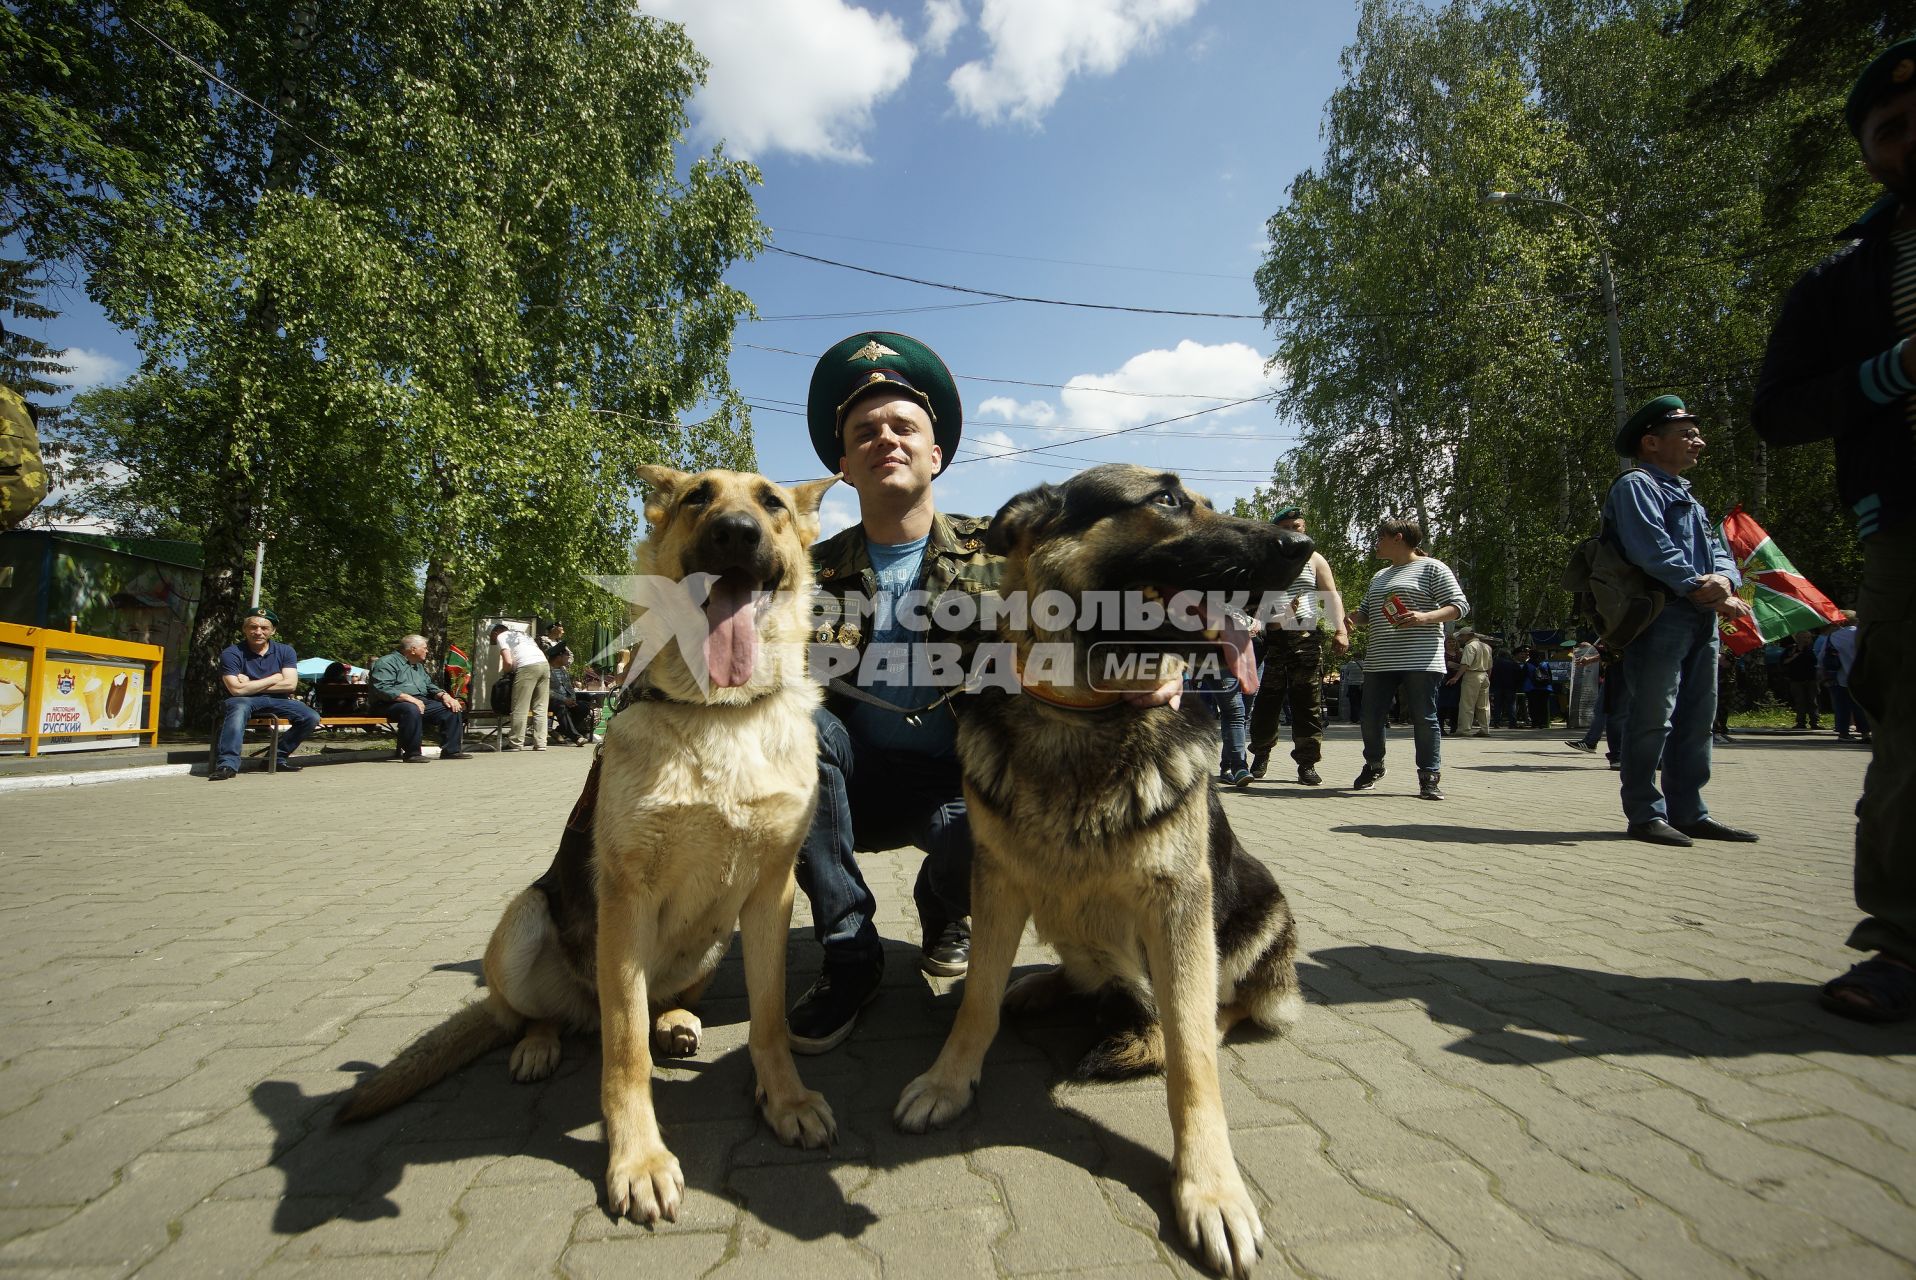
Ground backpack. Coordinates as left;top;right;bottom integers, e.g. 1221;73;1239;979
1562;474;1670;650
489;670;515;714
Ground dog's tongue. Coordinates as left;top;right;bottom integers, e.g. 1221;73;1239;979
703;573;759;688
1204;600;1259;695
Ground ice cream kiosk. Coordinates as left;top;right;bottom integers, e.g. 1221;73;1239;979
0;621;163;755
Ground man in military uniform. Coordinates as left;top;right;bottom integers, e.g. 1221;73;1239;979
1755;40;1916;1022
1607;396;1755;847
1246;505;1348;786
533;332;1001;1053
790;331;1002;1051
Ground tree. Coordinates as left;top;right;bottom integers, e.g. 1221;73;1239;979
5;1;763;721
1256;0;1885;635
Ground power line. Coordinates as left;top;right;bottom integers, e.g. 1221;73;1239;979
767;247;1267;320
741;343;1278;399
120;14;341;161
770;227;1249;282
749;301;1009;323
945;394;1278;468
742;396;1297;442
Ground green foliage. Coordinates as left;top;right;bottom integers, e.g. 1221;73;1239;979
6;1;765;720
1257;0;1885;633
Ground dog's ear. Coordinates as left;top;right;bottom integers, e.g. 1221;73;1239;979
788;474;840;519
637;464;690;525
787;474;841;544
987;483;1064;557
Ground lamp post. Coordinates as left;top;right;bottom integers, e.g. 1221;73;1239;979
1481;191;1629;439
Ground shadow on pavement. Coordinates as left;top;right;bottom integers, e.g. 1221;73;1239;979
249;943;1219;1268
1330;824;1622;845
1302;945;1916;1060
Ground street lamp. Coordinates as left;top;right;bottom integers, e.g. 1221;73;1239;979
1481;191;1629;441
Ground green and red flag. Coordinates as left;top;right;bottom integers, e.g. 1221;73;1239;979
1713;505;1845;654
445;643;472;697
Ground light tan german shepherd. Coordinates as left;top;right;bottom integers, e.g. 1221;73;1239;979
894;464;1312;1278
339;465;840;1225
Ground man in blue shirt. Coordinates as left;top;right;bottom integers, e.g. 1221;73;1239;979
1604;396;1756;846
210;609;321;780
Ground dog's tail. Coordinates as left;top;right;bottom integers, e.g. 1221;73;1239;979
1077;1023;1166;1079
335;1002;514;1124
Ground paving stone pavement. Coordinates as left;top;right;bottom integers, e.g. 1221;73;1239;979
0;726;1911;1279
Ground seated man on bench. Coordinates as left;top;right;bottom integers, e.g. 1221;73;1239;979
211;608;321;781
369;634;471;764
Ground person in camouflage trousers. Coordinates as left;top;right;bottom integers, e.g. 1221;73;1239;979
1248;506;1349;786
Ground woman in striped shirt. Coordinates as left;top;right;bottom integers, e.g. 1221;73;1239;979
1353;519;1470;800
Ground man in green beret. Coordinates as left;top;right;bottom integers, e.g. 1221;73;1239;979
790;331;1002;1051
1246;504;1348;785
1755;38;1916;1022
1603;396;1755;847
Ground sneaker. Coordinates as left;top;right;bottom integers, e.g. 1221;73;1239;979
1248;749;1270;780
1223;767;1254;788
1564;739;1597;753
1417;769;1445;801
788;962;883;1054
921;917;971;977
441;751;474;760
1298;765;1321;786
208;764;238;782
1352;763;1384;791
501;743;521;752
402;753;432;763
1711;732;1730;745
531;744;547;752
274;757;304;773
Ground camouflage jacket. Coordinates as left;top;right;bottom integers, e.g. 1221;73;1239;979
810;512;1004;701
0;385;47;531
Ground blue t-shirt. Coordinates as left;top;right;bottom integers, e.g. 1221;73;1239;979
219;640;299;687
847;534;957;759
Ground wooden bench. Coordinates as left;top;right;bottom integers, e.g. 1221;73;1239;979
246;714;395;771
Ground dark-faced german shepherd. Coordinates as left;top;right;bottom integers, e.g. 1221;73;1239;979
893;463;1313;1278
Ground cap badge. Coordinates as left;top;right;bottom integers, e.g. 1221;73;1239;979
847;339;899;364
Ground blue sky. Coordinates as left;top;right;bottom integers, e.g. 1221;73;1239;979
28;0;1362;537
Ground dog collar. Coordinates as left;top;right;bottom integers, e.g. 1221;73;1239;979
615;680;777;715
1012;644;1124;712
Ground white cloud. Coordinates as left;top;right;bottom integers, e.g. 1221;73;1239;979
54;347;130;392
966;428;1019;466
818;495;858;539
948;0;1203;125
1059;339;1277;434
642;0;915;162
975;395;1057;427
922;0;965;55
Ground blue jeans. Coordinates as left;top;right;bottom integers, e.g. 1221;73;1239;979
1200;681;1247;774
1618;603;1719;826
1360;669;1442;772
795;706;971;973
215;695;320;770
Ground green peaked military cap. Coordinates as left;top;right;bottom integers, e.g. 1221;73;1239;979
1847;38;1916;137
806;331;962;475
1615;394;1698;456
1269;504;1302;523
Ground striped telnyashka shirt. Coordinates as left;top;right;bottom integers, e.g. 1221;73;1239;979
1359;556;1470;673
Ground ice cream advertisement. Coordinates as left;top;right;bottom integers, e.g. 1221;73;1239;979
0;653;27;738
36;659;144;736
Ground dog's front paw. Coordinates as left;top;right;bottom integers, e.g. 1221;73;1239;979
894;1069;974;1133
605;1145;684;1224
652;1008;701;1058
509;1031;561;1082
758;1085;836;1149
1174;1165;1264;1278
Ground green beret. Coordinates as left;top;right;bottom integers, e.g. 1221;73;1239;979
1615;394;1698;456
1269;504;1302;523
1847;38;1916;138
242;606;279;624
806;331;962;475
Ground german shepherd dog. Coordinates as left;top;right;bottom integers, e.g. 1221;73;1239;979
894;464;1312;1278
340;466;840;1225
